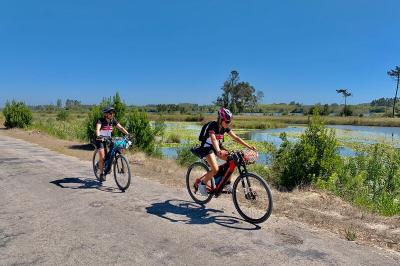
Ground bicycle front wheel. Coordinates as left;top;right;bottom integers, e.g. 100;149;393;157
232;173;273;224
92;149;102;181
186;162;214;204
113;154;131;191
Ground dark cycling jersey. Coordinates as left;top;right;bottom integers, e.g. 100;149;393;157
97;118;118;137
202;121;231;148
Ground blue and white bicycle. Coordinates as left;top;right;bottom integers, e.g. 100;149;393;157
92;135;132;191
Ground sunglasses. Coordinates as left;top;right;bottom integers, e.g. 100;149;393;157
224;120;231;124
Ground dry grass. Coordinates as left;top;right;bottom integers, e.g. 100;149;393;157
0;126;399;252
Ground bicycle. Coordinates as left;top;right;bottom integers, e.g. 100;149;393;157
92;135;132;191
186;149;273;224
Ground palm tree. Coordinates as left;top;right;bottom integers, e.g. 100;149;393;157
336;89;352;116
388;66;400;117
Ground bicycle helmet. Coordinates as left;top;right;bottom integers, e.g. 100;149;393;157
218;107;233;121
102;106;115;114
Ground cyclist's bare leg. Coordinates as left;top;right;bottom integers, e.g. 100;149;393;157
98;148;105;173
201;153;219;184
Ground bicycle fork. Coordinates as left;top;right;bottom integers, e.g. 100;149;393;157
241;176;257;201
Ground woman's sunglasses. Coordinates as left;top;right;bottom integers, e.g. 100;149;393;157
224;120;231;124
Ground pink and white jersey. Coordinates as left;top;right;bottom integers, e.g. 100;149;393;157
203;121;231;147
97;118;118;137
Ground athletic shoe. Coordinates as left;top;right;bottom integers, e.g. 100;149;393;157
197;182;208;196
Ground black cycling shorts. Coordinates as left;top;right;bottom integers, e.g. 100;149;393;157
95;139;105;150
191;145;226;159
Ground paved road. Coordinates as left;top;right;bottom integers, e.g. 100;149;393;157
0;135;399;265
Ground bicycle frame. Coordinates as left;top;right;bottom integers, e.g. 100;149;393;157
208;151;249;197
103;137;129;173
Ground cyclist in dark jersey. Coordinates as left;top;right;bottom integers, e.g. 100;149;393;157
95;106;129;181
197;108;256;195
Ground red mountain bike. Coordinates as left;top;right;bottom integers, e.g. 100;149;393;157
186;149;273;224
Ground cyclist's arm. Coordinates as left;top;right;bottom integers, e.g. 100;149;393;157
116;123;129;135
96;123;102;137
227;130;256;151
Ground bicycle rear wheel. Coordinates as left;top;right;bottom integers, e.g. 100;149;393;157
186;162;214;204
92;150;102;181
113;154;131;191
232;173;273;224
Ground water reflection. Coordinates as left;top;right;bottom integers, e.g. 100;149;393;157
160;124;400;161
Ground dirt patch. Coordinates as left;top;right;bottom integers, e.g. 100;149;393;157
0;127;399;252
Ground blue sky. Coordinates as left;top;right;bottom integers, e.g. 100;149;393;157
0;0;399;106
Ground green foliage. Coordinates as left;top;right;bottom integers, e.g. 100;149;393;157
56;109;70;121
126;109;156;155
248;164;272;183
65;99;82;110
272;111;340;190
112;92;127;124
166;133;181;143
84;105;104;141
31;119;87;141
176;144;199;166
215;70;263;113
153;118;166;139
344;228;357;241
340;106;353;116
3;100;33;128
232;120;283;129
319;144;400;216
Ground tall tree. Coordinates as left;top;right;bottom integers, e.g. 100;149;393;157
215;70;263;113
56;99;62;109
388;66;400;117
336;89;352;116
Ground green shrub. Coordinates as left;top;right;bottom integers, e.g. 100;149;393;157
329;144;400;215
344;228;357;241
272;111;340;190
153;118;166;139
84;105;103;141
126;109;156;155
56;109;70;121
3;100;33;128
112;92;127;126
248;164;272;183
166;133;181;143
176;144;199;166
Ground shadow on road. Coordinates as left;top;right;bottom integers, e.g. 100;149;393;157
50;177;123;193
146;199;261;230
69;144;95;151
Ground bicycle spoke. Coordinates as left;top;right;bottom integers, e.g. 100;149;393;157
233;173;273;223
113;155;131;191
186;162;213;204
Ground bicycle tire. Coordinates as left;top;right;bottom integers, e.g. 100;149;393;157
92;149;102;181
113;154;131;191
186;161;214;204
232;173;273;224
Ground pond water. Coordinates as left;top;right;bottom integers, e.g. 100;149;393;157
159;123;400;162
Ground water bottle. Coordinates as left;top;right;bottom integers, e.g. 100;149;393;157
214;175;222;185
214;162;228;185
